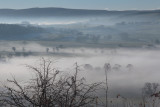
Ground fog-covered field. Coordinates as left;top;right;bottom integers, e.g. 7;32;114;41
0;7;160;106
0;44;160;100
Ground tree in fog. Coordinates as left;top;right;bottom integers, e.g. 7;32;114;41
52;47;55;53
142;82;159;107
91;35;100;43
104;63;111;107
126;64;133;71
46;48;49;53
84;64;93;71
142;83;159;97
112;64;121;72
0;58;101;107
101;49;104;54
155;39;160;44
80;48;85;53
12;47;16;52
72;49;75;53
22;47;25;52
56;47;59;52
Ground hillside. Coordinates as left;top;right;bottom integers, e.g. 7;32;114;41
0;24;46;40
0;7;160;18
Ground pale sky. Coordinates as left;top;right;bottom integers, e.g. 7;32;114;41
0;0;159;10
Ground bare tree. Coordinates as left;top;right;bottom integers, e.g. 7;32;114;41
104;63;111;107
142;82;159;107
0;58;101;107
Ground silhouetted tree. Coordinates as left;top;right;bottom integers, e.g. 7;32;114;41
142;82;159;107
46;48;49;53
155;39;160;44
56;47;59;52
0;58;101;107
84;64;93;71
52;48;55;53
112;64;121;72
126;64;133;71
22;47;25;52
104;63;111;107
12;47;16;52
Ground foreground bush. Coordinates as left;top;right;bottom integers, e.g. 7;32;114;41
0;58;101;107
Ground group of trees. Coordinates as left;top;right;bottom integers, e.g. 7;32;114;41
11;46;62;53
83;63;134;72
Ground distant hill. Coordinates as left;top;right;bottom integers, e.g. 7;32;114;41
0;8;160;43
0;7;160;18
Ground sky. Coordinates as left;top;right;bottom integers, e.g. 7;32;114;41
0;0;159;10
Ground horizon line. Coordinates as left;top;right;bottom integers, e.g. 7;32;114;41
0;7;159;11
